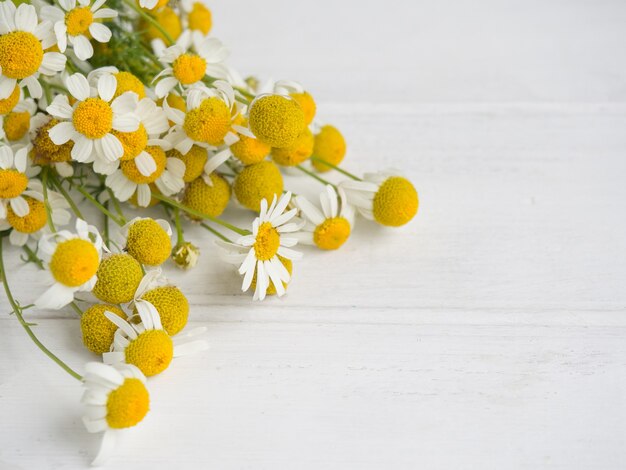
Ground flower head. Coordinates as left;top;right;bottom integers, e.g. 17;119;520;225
35;218;103;309
339;171;418;227
273;80;316;125
218;192;303;300
0;144;40;220
181;0;212;36
233;160;283;212
182;172;230;219
30;116;75;177
40;0;117;61
122;217;172;266
80;303;127;354
0;97;37;143
81;362;150;466
0;1;66;99
247;94;305;148
92;253;144;304
311;125;346;172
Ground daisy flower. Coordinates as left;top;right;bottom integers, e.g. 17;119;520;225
29;115;75;177
0;179;70;246
154;30;229;98
0;144;40;220
46;72;140;168
293;185;355;250
164;81;244;155
0;97;37;143
81;362;150;466
339;170;419;227
0;1;66;99
272;79;317;125
40;0;117;61
217;192;303;300
181;0;212;37
105;138;186;207
103;294;207;376
111;217;172;266
35;218;103;309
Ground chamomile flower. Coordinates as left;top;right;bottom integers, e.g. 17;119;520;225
154;30;230;98
339;170;419;227
92;253;144;304
181;172;230;219
35;218;103;309
0;144;39;220
272;80;317;125
0;97;37;142
81;362;150;466
103;297;206;376
87;66;147;100
120;217;172;266
293;185;355;250
164;81;243;154
105;139;186;207
0;179;70;246
181;0;212;36
80;303;127;354
29;115;74;177
40;0;117;61
311;125;346;172
246;93;306;148
46;72;140;168
217;192;303;300
233;160;283;212
0;1;66;99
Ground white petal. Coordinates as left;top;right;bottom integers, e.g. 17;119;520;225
97;73;116;102
135;151;157;177
14;4;37;32
110;92;138;115
0;76;16;100
71;136;93;162
135;184;151;207
48;121;75;145
98;134;123;162
10;196;29;217
21;76;42;99
91;430;118;466
89;22;111;42
72;34;94;61
35;283;76;309
66;73;91;101
112;114;140;132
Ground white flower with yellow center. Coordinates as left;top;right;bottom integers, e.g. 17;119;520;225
293;185;355;251
0;1;66;99
102;292;208;377
217;192;303;300
164;81;242;154
154;30;229;98
0;97;37;143
40;0;117;61
0;144;39;220
35;218;103;309
105;138;186;207
46;72;140;168
0;179;70;246
339;170;419;227
180;0;212;37
81;362;150;466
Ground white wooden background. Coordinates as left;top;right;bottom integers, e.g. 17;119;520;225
2;0;626;468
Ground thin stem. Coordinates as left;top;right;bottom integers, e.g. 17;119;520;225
74;185;124;226
106;187;127;225
174;207;185;243
41;168;57;232
124;0;174;46
200;222;232;243
103;200;110;244
310;156;362;181
49;174;85;220
21;245;44;269
0;237;82;381
152;193;250;236
296;164;336;188
69;301;83;317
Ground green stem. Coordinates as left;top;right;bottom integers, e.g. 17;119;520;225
103;200;110;244
296;164;336;188
21;245;44;269
48;174;85;220
0;237;82;381
152;194;250;236
124;0;174;46
69;301;83;317
106;187;127;225
74;185;124;226
41;168;57;232
310;157;361;181
174;207;185;243
200;222;232;243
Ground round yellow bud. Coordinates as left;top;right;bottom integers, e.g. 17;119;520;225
126;218;171;266
168;146;207;183
233;161;283;211
311;125;346;173
182;173;231;219
248;95;305;148
372;177;419;227
271;127;314;166
93;254;144;304
290;91;316;125
138;286;189;335
81;304;127;354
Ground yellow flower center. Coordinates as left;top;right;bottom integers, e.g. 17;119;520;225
31;118;74;165
0;169;28;198
251;255;292;296
114;71;146;100
182;173;230;219
49;238;99;287
125;329;174;377
183;97;231;146
141;6;182;43
138;286;189;336
0;85;20;115
73;98;113;139
113;124;148;161
80;304;127;354
93;253;144;304
126;218;171;266
106;378;150;429
313;217;351;250
248;94;305;148
372;176;419;227
138;0;167;11
0;31;43;79
3;110;30;141
121;145;166;184
65;7;94;36
271;127;314;167
311;125;346;173
230;134;270;166
253;222;280;261
168;146;207;182
6;196;47;234
188;2;212;35
290;91;316;125
172;53;206;85
233;161;283;212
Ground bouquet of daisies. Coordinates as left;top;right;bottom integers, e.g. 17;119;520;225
0;0;419;464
